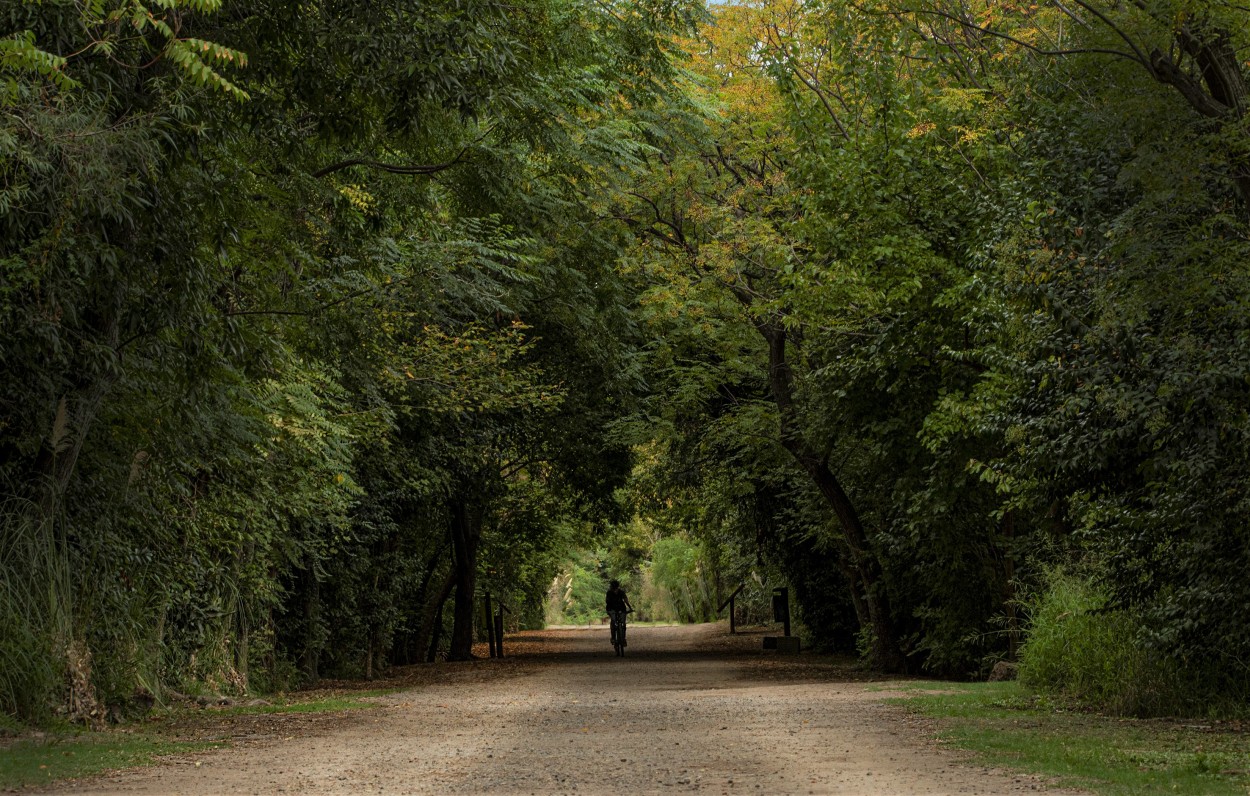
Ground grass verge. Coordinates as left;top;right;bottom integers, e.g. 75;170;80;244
0;733;221;790
889;681;1250;795
0;691;393;790
204;690;395;717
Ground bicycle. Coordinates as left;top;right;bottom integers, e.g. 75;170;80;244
608;609;633;656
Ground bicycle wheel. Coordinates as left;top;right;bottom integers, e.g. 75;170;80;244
610;614;623;655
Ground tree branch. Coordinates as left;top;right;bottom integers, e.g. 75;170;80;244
312;149;469;179
892;5;1148;67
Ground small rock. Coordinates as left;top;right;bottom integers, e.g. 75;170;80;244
988;661;1019;682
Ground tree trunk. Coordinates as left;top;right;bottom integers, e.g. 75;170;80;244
414;561;455;664
237;616;250;692
837;558;870;632
1000;509;1019;659
754;317;907;672
484;591;497;658
1141;23;1248;210
393;544;450;665
426;581;452;663
446;498;481;661
301;556;321;683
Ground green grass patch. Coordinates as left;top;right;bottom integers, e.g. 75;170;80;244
204;690;395;717
0;689;395;789
891;681;1250;795
0;733;221;790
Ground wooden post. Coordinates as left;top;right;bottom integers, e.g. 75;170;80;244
781;588;791;637
484;591;497;658
495;607;505;658
718;582;747;635
772;587;791;637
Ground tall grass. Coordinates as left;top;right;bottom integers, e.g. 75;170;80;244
1018;571;1250;717
0;498;73;723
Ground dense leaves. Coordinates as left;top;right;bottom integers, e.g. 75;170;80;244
611;0;1250;699
0;0;695;719
3;0;1249;724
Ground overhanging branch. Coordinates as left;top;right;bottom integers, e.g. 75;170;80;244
312;149;469;179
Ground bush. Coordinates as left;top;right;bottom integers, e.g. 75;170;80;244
0;508;68;724
1018;571;1250;717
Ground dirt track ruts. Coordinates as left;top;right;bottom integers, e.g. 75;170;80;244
51;623;1085;795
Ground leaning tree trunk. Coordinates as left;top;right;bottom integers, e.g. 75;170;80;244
446;498;482;661
1146;22;1249;210
415;558;456;664
755;317;908;672
392;543;451;665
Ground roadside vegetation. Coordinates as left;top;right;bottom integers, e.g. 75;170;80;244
4;0;1250;752
0;688;399;790
0;733;221;791
894;682;1250;796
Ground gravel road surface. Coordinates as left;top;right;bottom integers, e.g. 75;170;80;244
54;623;1083;795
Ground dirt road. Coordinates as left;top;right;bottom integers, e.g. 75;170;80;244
58;624;1081;795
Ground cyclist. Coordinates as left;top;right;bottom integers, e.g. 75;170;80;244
605;579;633;656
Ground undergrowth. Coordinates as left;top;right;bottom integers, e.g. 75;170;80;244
1017;572;1250;717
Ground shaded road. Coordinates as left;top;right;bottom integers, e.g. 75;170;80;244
58;624;1082;795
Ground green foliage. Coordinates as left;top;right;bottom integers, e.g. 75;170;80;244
1019;571;1250;717
644;535;716;623
0;0;698;723
0;506;66;722
545;550;610;625
1017;573;1161;715
5;0;1250;731
0;31;74;97
0;734;221;790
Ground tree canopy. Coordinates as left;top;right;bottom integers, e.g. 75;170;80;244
3;0;1249;723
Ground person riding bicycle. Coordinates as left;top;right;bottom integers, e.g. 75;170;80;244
605;579;633;655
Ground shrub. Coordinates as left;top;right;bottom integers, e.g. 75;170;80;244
1019;571;1250;717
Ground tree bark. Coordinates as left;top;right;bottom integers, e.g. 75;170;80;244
1000;509;1019;659
1147;25;1250;209
837;557;870;632
446;498;482;661
753;316;908;672
425;575;454;663
301;556;321;683
392;544;451;665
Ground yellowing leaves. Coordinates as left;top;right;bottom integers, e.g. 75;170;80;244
339;184;378;212
907;121;936;138
395;322;566;416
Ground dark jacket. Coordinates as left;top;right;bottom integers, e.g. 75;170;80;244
606;587;628;612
